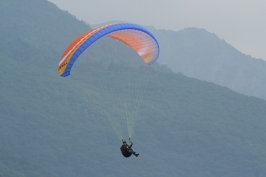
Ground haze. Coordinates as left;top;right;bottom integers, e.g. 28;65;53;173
48;0;266;60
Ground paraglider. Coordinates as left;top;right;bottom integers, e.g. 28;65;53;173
58;23;159;158
120;138;139;157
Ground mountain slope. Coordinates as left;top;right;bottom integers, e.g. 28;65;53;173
0;0;91;53
0;147;58;177
2;44;266;177
151;27;266;100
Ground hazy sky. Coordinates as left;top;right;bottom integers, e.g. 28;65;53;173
48;0;266;60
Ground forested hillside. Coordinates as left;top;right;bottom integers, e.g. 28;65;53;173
0;147;58;177
1;0;266;177
0;0;90;53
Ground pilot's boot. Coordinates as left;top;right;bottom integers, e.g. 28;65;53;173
133;152;139;157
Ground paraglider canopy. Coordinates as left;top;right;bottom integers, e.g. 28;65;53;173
58;23;160;77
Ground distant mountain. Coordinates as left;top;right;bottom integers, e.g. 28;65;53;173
149;27;266;100
1;0;266;177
